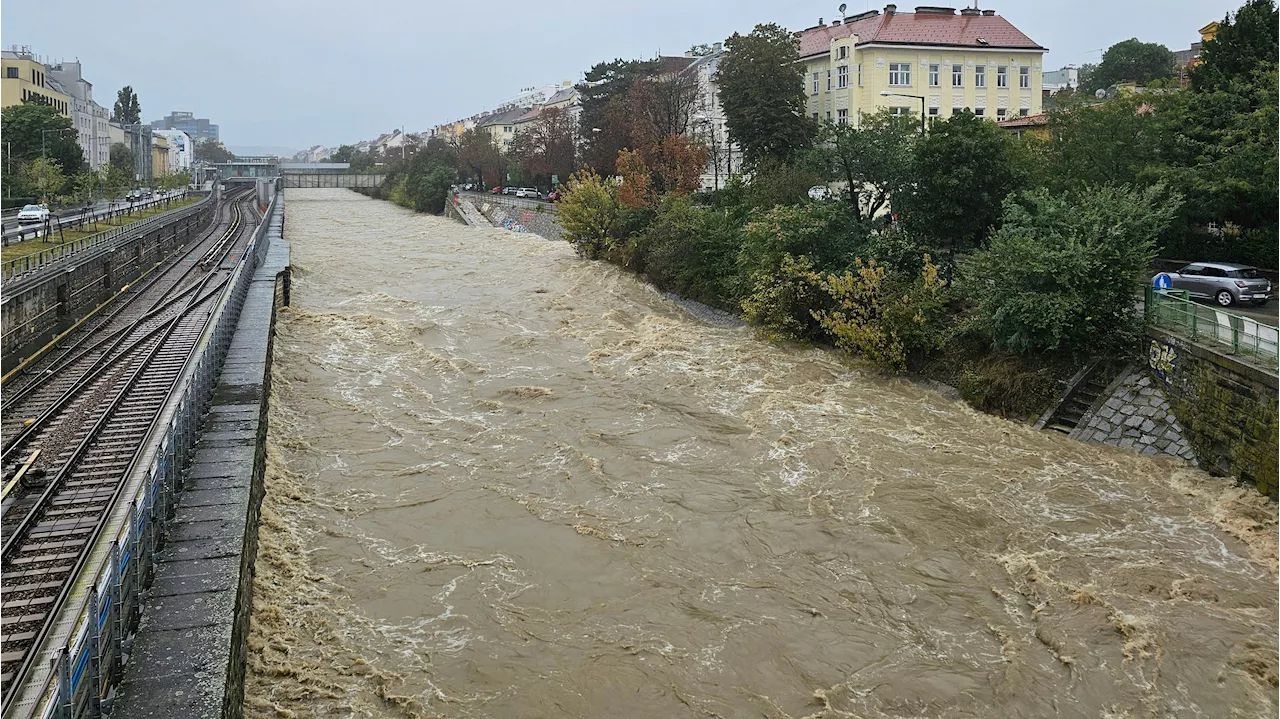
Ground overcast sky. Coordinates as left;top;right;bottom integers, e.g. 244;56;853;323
3;0;1238;152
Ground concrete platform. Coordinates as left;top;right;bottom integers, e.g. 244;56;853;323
112;203;289;719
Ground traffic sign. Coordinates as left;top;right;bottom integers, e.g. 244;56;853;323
1153;273;1172;290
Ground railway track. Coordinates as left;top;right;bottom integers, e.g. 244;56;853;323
0;188;261;695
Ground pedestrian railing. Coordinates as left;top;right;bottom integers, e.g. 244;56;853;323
1146;286;1279;363
1;194;211;283
12;190;280;719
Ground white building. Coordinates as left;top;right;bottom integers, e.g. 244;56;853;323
47;60;111;169
683;44;740;191
152;128;193;173
1043;66;1079;93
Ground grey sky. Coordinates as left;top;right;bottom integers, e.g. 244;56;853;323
3;0;1237;152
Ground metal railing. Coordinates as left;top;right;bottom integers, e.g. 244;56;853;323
1146;286;1279;363
9;190;280;719
2;194;212;282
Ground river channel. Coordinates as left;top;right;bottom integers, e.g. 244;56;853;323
244;189;1277;718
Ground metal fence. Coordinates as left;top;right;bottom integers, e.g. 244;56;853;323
1146;286;1279;363
1;194;212;282
11;190;280;719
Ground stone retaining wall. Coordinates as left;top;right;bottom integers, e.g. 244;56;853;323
1071;367;1195;460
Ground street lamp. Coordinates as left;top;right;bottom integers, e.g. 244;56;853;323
880;91;927;136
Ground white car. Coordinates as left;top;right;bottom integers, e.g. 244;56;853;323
16;204;50;224
515;188;541;199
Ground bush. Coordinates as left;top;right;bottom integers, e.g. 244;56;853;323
631;196;744;308
738;201;869;280
815;256;949;373
965;184;1180;356
957;354;1064;420
558;168;623;259
741;254;832;342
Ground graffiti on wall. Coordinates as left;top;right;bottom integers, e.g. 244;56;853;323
1148;339;1178;381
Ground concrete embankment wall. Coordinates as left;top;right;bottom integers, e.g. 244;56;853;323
112;199;290;719
1;198;215;364
455;192;563;239
1147;330;1278;498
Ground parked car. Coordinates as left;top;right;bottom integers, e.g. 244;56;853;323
490;186;503;194
16;204;50;224
1156;262;1273;307
547;189;561;202
516;187;541;199
502;187;518;195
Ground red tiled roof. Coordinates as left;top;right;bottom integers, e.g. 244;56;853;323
996;112;1048;127
798;9;1045;58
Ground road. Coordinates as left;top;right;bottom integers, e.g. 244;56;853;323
1221;298;1278;326
2;192;187;244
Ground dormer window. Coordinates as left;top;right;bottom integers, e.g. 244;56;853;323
836;45;849;60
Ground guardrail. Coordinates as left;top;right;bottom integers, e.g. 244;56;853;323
1146;287;1279;363
2;194;190;243
11;190;280;719
2;194;211;283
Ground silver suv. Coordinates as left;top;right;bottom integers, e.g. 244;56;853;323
1157;262;1272;307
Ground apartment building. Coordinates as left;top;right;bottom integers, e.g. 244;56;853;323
1;46;71;116
48;60;112;169
797;4;1046;127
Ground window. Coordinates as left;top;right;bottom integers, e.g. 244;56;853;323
929;64;940;87
812;72;819;95
813;112;820;120
1201;266;1228;278
1019;108;1029;117
974;107;985;117
997;108;1007;118
826;70;832;90
857;63;862;86
826;110;831;121
952;106;963;116
888;63;911;86
837;108;848;124
1020;66;1031;89
503;126;512;133
997;66;1008;88
975;65;986;88
837;45;849;60
890;106;911;116
5;67;16;78
928;107;939;117
837;65;848;88
952;64;963;87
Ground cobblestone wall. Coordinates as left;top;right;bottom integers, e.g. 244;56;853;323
1073;368;1195;460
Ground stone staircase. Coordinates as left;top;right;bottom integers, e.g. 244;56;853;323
1035;361;1119;435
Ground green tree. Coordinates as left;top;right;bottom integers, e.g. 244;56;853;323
1;102;86;176
1192;0;1279;93
1043;95;1160;190
109;142;134;172
23;157;66;203
71;169;99;206
102;164;131;207
898;110;1026;254
965;184;1180;355
576;58;659;175
818;109;917;221
716;23;814;166
558;168;623;259
1083;39;1175;92
112;86;141;125
193;139;235;164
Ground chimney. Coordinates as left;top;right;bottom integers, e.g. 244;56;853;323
713;41;722;52
884;4;897;14
960;7;980;15
819;17;824;25
831;19;841;26
981;9;995;15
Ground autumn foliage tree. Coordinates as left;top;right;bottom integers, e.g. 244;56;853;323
508;107;577;185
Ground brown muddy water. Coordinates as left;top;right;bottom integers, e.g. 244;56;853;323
244;189;1277;718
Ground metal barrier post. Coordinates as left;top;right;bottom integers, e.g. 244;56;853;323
85;590;101;718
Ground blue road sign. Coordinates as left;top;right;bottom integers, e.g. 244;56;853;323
1153;273;1172;290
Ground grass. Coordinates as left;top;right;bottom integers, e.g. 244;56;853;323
1;198;199;264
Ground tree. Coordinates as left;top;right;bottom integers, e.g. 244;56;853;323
965;184;1180;356
715;23;814;166
23;157;65;203
454;128;501;187
576;58;659;175
112;86;141;125
558;168;623;259
193;138;235;164
627;73;702;149
109;142;134;172
1;102;86;176
898;110;1026;254
507;107;577;186
818;109;917;221
1083;39;1175;92
1043;95;1160;190
101;164;131;207
71;169;99;206
1192;0;1279;93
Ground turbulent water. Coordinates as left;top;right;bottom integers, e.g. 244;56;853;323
244;189;1278;719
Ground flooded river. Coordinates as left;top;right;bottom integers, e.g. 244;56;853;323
244;189;1277;718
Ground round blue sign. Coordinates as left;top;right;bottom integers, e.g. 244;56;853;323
1153;273;1172;290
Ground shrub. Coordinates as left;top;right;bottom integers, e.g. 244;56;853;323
558;168;623;259
815;255;949;372
738;201;869;280
965;184;1180;356
630;196;744;307
741;254;831;342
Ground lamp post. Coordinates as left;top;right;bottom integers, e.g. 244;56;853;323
880;91;927;136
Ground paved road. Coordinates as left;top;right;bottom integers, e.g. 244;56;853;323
2;192;186;243
1219;298;1278;326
